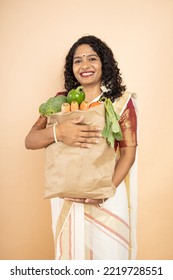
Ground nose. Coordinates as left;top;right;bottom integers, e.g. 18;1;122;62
81;59;90;70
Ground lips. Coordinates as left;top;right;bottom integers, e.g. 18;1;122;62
80;71;94;77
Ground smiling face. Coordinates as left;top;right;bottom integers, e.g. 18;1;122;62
72;44;102;88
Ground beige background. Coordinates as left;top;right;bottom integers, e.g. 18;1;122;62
0;0;173;260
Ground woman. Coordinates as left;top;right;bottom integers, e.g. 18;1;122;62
25;35;137;260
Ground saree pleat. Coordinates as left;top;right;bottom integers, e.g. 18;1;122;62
51;179;132;260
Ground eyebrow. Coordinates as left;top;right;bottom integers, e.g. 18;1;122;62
73;54;98;60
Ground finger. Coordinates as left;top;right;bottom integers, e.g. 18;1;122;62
73;142;91;149
73;138;100;148
83;199;101;204
81;131;102;138
85;198;106;204
64;198;86;203
78;137;99;144
80;125;102;132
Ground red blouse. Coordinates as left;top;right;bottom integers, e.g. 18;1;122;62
114;98;137;151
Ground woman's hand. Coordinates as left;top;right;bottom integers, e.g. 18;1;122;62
64;197;107;206
25;115;102;150
56;115;102;148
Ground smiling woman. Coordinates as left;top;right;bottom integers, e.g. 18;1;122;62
72;45;102;102
25;35;137;260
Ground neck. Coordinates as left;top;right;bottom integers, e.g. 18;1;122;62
83;84;102;103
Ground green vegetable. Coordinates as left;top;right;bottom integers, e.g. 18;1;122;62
67;86;85;105
39;102;47;116
39;95;67;116
101;98;123;147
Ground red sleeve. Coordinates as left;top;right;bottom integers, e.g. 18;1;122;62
114;98;137;150
55;91;67;97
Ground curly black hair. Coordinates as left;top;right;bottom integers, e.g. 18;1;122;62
64;35;126;101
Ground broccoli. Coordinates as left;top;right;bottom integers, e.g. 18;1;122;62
39;102;47;116
39;95;67;116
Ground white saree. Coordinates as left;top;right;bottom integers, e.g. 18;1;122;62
50;92;138;260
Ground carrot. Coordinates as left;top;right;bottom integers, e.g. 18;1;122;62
89;101;102;108
71;101;79;111
80;100;89;110
61;103;71;112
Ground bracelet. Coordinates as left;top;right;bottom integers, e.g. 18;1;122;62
53;124;58;143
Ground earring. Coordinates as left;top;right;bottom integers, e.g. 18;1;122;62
100;82;110;93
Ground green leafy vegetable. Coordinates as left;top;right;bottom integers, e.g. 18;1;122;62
101;98;123;147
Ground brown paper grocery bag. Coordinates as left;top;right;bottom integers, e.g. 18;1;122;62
44;103;116;199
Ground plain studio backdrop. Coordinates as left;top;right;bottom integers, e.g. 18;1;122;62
0;0;173;260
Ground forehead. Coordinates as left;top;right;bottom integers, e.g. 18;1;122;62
74;44;97;56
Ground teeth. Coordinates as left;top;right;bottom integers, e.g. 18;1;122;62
81;72;93;77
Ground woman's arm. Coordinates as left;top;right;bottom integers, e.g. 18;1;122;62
25;115;102;150
113;97;137;188
25;126;54;150
112;146;136;188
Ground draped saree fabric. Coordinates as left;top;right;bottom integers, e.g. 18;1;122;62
50;92;138;260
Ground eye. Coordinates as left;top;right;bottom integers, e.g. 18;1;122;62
89;57;97;61
73;59;82;64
